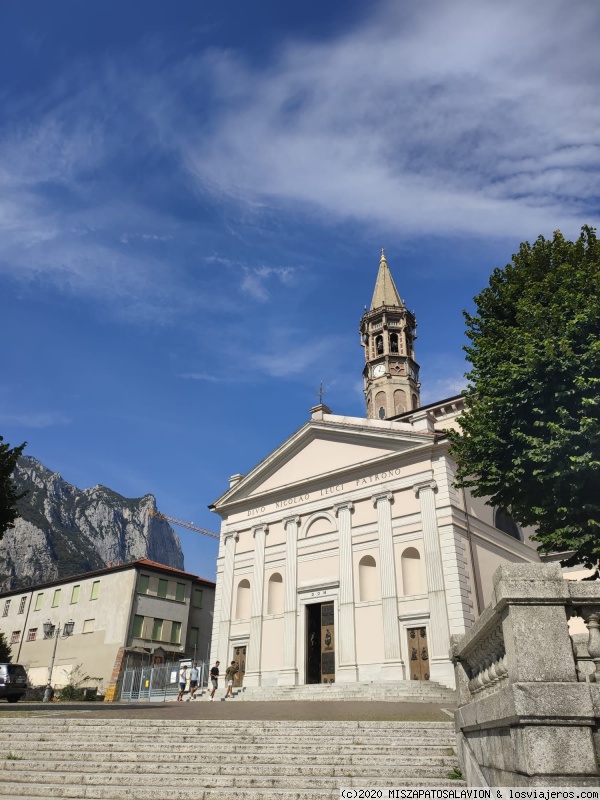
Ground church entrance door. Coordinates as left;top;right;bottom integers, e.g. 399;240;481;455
305;601;335;684
407;627;429;680
232;645;246;687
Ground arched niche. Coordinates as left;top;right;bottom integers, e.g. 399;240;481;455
394;389;407;415
494;508;522;540
375;390;386;420
401;547;425;595
358;554;378;602
267;572;284;614
302;512;336;539
235;578;251;619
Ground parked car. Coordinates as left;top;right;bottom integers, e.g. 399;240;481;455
0;663;28;702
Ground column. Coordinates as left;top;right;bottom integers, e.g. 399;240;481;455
373;492;404;680
243;524;268;687
216;531;238;666
335;501;358;682
413;480;452;684
279;515;299;685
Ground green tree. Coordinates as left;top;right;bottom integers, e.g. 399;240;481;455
0;435;27;540
449;227;600;570
0;632;12;662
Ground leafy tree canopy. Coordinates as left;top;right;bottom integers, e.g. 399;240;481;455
0;632;12;663
449;227;600;570
0;436;27;541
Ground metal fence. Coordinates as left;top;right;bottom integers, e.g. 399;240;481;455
119;660;208;702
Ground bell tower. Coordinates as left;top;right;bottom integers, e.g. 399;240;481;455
360;250;421;420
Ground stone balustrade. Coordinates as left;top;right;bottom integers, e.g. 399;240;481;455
451;563;600;787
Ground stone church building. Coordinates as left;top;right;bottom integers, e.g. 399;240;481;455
208;253;540;689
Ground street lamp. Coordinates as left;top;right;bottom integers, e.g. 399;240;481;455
42;619;75;702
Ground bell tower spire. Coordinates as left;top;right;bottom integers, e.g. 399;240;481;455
360;251;420;419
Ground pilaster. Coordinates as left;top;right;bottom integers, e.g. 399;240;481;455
413;480;452;685
244;524;269;687
216;531;238;666
334;501;358;682
372;491;403;679
279;515;300;686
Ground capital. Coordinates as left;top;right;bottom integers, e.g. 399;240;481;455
333;501;354;517
372;491;393;507
223;531;239;544
282;515;301;528
412;480;437;498
252;524;269;538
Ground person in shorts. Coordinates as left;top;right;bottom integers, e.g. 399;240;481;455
224;661;238;699
187;662;199;701
177;664;188;701
209;661;220;701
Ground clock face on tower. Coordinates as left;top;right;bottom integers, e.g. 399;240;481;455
373;364;385;378
409;366;419;382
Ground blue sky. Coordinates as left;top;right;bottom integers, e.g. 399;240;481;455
1;0;599;580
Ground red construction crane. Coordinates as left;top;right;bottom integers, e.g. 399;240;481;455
148;508;220;540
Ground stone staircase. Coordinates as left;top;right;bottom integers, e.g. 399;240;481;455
0;717;463;799
225;680;457;703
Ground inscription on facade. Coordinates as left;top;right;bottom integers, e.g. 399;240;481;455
245;468;400;517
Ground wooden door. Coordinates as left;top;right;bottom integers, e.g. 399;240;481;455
407;627;429;680
233;645;246;687
320;602;335;683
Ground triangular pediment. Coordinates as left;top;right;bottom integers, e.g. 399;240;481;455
213;416;433;510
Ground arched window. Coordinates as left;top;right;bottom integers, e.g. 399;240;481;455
390;333;399;353
358;555;378;601
235;579;251;620
401;547;424;595
376;335;384;355
394;389;407;415
411;393;418;410
494;508;521;540
267;573;284;614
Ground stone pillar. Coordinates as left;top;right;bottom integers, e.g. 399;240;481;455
243;524;268;687
279;515;300;686
373;491;403;680
335;501;358;682
452;564;600;787
217;531;238;666
413;480;452;685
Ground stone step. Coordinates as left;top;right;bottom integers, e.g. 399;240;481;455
3;728;455;741
0;780;462;800
0;716;462;799
0;770;462;789
0;717;454;735
4;742;455;757
0;761;455;778
5;751;454;766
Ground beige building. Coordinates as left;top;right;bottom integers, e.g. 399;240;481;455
0;559;215;692
208;252;540;690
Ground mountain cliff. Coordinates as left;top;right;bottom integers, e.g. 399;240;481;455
0;456;184;591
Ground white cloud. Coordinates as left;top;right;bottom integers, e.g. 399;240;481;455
248;331;346;378
240;266;296;302
0;411;70;429
181;0;600;239
0;0;598;317
178;372;222;383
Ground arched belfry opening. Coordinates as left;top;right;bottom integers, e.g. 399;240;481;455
359;250;421;420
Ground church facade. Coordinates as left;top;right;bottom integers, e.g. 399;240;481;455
208;253;540;689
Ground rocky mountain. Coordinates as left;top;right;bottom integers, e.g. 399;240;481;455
0;456;184;591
